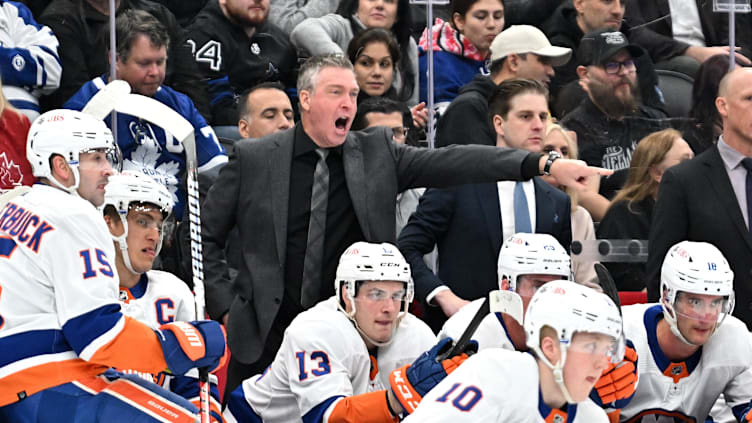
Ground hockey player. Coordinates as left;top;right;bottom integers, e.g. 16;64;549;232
224;242;474;422
616;241;752;422
405;280;624;422
0;109;227;422
439;232;639;417
102;170;223;421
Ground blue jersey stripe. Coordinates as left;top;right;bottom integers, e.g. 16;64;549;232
0;329;73;368
61;304;123;355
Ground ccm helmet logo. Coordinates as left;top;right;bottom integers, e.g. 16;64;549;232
381;262;400;267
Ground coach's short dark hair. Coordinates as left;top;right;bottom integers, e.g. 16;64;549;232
237;82;287;120
487;78;548;126
112;9;169;63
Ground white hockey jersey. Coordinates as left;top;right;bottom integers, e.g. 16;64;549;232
119;270;196;328
438;298;516;351
0;185;171;406
404;348;608;422
617;303;752;422
227;297;436;422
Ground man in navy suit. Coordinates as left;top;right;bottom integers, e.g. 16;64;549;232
398;78;572;332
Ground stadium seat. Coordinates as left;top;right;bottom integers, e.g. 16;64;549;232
655;69;694;118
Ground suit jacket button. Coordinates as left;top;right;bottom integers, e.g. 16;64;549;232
274;298;281;304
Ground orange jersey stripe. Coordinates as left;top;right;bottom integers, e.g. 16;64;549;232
0;359;107;406
89;316;167;373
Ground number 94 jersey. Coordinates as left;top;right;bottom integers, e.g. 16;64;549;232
236;297;436;422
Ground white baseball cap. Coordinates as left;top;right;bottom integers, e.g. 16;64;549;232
489;25;572;67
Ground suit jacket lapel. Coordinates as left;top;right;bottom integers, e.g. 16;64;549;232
533;178;557;233
476;183;502;252
343;135;372;238
270;131;294;263
703;148;752;251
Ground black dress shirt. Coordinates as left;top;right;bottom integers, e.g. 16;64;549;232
280;124;364;322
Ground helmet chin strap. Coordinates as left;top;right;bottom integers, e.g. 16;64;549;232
539;345;576;404
49;166;81;196
112;214;139;275
663;303;702;346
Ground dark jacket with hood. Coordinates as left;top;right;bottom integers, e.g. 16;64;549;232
435;74;496;148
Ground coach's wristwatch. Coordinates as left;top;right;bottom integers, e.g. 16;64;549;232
543;150;562;175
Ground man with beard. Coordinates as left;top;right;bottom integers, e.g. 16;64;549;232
562;29;666;201
187;0;298;128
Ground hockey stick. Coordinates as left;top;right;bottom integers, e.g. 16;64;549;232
81;80;131;120
110;94;211;423
594;263;622;311
436;289;524;361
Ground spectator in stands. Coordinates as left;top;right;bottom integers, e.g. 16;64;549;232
187;0;297;129
398;79;572;332
436;24;571;148
346;28;428;129
625;0;750;78
543;0;662;115
237;82;294;140
541;122;597;286
268;0;339;34
562;30;667;219
0;77;32;191
418;0;505;107
39;0;210;118
291;0;418;105
684;54;743;155
598;128;692;291
64;9;227;222
647;67;752;328
352;96;420;236
0;1;60;121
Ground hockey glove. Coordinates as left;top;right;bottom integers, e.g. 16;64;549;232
591;340;638;408
155;321;228;376
389;337;477;414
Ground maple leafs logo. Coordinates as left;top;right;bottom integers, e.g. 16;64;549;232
0;152;23;188
123;132;180;204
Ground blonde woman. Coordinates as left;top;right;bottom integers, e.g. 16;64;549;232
0;77;32;192
541;123;598;286
597;128;693;291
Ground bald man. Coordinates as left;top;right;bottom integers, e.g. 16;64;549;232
647;67;752;328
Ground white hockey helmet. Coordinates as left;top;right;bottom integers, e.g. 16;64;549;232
335;242;414;346
26;109;119;194
103;171;174;274
524;280;624;403
660;241;735;345
498;233;571;291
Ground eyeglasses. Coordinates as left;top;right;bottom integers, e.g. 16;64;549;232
602;59;635;75
391;126;409;141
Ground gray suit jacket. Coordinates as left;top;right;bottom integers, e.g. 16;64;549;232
202;123;540;363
